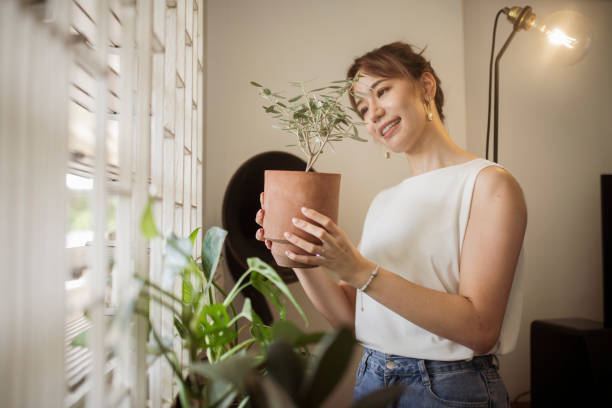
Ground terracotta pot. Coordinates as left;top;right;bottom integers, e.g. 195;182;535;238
263;170;341;268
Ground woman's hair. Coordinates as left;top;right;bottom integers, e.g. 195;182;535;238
347;42;445;122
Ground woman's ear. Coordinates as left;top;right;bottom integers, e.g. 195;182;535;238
420;72;437;101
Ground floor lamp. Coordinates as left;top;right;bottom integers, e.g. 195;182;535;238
486;6;592;163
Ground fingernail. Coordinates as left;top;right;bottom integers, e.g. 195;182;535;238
292;217;298;224
284;232;290;238
301;207;308;213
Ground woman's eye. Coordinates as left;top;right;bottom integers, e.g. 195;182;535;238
359;107;368;116
377;87;389;97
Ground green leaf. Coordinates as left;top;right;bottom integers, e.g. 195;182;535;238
250;311;272;349
247;257;308;325
351;125;368;142
263;88;271;95
288;95;303;103
265;340;304;402
174;316;188;339
190;355;258;391
177;381;192;408
140;199;159;239
189;227;200;246
270;320;305;345
71;329;89;347
250;81;263;87
251;270;286;320
182;274;193;304
350;384;406;408
196;304;236;347
202;227;228;293
300;327;355;407
246;374;299;408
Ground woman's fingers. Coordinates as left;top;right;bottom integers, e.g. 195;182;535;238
300;207;338;235
284;232;322;255
255;208;264;226
285;250;322;266
255;228;272;249
291;217;332;242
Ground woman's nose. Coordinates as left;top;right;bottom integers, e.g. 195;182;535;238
370;104;384;123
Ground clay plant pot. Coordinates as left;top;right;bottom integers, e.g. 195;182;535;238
263;170;341;268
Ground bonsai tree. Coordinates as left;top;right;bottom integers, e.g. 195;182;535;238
251;77;367;172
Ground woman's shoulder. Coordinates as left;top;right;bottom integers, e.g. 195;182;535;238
473;164;527;217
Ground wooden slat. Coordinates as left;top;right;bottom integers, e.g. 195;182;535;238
197;65;203;163
153;0;165;52
196;161;203;254
192;14;198;107
191;109;197;202
111;5;134;402
163;7;177;135
183;151;192;236
197;0;203;69
174;87;185;204
161;137;175;405
87;0;110;406
134;0;154;406
176;0;185;84
184;43;192;152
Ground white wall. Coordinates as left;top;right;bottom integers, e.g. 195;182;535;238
463;0;612;401
206;1;464;405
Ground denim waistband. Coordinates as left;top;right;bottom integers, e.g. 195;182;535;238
362;347;499;375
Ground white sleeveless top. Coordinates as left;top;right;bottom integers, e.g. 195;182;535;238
355;158;524;361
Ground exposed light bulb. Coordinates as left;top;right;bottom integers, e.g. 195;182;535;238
505;7;592;65
533;10;592;65
544;28;577;48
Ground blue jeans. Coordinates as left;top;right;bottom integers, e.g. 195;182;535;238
354;347;510;407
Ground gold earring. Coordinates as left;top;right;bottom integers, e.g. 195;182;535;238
425;98;433;121
384;151;390;159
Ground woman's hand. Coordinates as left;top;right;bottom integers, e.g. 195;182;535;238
283;207;371;286
254;192;271;249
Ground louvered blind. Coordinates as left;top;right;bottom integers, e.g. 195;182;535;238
0;0;205;407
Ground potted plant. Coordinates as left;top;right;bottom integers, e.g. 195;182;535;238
251;78;367;268
137;201;320;407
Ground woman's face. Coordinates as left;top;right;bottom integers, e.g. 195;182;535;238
353;72;427;153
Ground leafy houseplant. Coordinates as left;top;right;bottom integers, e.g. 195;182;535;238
136;201;322;408
251;78;367;268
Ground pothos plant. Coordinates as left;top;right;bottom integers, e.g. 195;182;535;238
132;201;327;408
251;77;368;172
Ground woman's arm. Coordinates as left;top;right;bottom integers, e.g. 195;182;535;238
293;267;356;329
286;166;527;354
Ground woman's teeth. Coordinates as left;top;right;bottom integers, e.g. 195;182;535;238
382;119;400;137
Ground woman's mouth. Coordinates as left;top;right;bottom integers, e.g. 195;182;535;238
381;118;401;139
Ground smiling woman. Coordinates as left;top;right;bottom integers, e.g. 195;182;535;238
255;41;526;408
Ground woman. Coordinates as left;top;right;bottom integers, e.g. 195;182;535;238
255;42;526;407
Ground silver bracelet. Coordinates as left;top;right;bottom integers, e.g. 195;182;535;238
359;265;380;292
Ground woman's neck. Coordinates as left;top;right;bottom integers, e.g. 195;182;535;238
404;121;478;177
